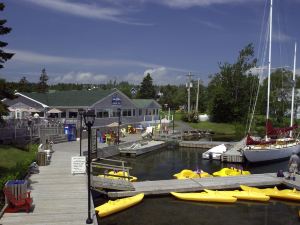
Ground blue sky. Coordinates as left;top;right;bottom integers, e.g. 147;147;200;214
1;0;300;85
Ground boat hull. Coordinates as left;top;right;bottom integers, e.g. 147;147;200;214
243;143;300;163
95;193;144;217
204;189;269;202
170;192;237;203
240;185;300;201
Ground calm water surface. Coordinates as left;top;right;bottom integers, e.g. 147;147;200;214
94;146;300;225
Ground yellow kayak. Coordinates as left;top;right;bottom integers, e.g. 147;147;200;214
213;168;251;177
240;185;300;201
173;169;211;179
204;189;270;202
170;191;237;203
95;193;144;217
98;171;137;182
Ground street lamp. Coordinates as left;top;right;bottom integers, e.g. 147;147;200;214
83;109;95;224
78;109;85;156
117;108;121;145
28;119;32;144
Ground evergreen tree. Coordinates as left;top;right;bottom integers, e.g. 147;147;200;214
0;3;14;123
137;73;156;99
38;68;49;93
0;3;13;68
18;76;30;92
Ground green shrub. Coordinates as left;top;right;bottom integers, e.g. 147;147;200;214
181;111;199;123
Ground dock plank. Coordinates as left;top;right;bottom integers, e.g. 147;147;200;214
107;173;289;198
0;140;98;225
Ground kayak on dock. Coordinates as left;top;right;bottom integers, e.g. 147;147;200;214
204;189;270;202
240;185;300;201
213;167;251;177
173;169;211;179
98;171;138;182
95;193;144;217
170;191;237;203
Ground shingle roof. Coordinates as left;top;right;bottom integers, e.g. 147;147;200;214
132;99;161;108
20;89;115;107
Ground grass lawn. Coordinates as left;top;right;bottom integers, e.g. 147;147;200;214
0;145;37;170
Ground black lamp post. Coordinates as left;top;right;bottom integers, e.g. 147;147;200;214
173;110;175;134
78;109;84;156
28;119;32;144
117;108;121;145
83;109;95;224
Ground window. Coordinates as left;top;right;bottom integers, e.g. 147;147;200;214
96;111;103;118
69;112;77;118
61;112;66;118
112;109;121;117
153;109;156;115
103;109;109;118
122;109;132;117
139;109;142;116
133;109;136;116
96;109;109;118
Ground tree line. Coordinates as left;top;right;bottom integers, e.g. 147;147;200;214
0;2;299;127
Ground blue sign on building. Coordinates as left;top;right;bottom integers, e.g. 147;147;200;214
112;95;121;105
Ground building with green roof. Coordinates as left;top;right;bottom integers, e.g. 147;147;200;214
3;88;161;127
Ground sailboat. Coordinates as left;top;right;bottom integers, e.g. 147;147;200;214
242;0;300;163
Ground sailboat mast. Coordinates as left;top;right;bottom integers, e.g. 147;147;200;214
290;42;297;136
266;0;273;122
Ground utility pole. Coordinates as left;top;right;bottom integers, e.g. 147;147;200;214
195;79;200;113
186;72;193;114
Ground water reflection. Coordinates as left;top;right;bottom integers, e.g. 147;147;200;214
95;146;298;225
111;146;290;181
95;195;300;225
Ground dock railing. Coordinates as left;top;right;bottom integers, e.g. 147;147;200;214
92;158;132;180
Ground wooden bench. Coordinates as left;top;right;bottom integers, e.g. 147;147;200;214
4;180;33;213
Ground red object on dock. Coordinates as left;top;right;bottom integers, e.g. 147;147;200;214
3;180;33;213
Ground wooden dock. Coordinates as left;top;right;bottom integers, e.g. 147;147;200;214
179;141;232;149
119;140;167;157
105;173;300;198
0;140;98;225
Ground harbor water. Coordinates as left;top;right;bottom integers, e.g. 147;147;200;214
94;146;300;225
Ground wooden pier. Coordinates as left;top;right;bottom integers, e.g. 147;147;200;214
179;141;232;149
103;173;300;198
119;140;167;157
0;140;98;225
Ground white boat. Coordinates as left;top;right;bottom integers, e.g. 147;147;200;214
242;0;300;163
202;144;226;160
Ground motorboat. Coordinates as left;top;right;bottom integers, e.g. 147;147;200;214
202;144;227;160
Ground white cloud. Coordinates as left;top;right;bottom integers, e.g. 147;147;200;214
196;20;223;30
123;67;186;85
23;0;151;25
8;48;160;68
273;31;293;42
53;72;109;83
138;0;259;8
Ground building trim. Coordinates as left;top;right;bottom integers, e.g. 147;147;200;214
16;92;49;108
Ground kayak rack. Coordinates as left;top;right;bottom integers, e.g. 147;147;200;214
91;158;135;192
